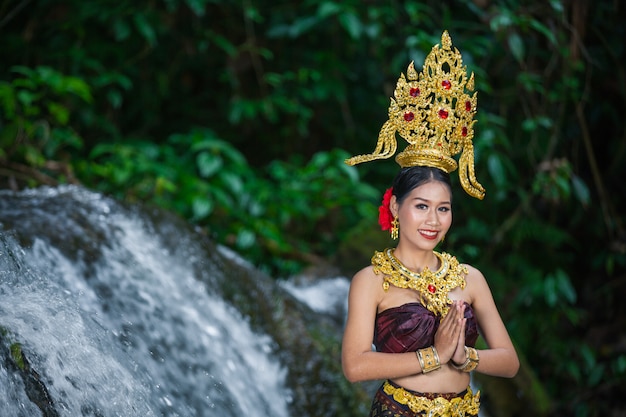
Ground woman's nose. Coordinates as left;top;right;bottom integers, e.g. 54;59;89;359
426;209;440;225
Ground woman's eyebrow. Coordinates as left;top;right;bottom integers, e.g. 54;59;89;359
411;197;452;205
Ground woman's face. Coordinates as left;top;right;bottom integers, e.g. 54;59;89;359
391;180;452;250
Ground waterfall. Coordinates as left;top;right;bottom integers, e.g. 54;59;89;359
0;186;293;417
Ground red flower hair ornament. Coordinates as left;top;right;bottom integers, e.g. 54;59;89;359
378;188;394;231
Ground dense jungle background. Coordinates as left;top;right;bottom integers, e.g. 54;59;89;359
1;0;625;416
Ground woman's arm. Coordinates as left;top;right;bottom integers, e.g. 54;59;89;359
341;267;423;382
466;265;520;378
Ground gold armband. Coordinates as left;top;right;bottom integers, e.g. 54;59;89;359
451;346;479;372
416;346;441;373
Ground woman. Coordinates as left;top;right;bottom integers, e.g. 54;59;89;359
341;31;519;416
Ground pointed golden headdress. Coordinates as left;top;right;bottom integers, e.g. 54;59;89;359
345;31;485;199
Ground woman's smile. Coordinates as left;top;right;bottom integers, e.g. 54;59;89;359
418;229;439;240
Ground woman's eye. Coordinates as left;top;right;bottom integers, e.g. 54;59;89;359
439;207;451;212
416;204;428;209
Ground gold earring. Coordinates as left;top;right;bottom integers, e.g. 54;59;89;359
441;234;445;243
391;216;399;240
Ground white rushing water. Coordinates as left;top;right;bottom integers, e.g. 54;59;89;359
280;276;350;317
0;187;290;417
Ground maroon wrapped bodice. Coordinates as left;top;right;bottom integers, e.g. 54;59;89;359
374;302;479;353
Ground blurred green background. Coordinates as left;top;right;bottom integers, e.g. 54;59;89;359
1;1;625;415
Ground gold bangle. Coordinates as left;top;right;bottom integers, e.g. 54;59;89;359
451;346;479;372
416;346;441;373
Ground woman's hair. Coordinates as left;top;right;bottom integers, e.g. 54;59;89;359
392;166;452;205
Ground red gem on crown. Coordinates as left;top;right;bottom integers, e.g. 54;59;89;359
410;87;420;97
442;80;451;90
438;109;449;119
462;127;468;137
465;101;472;112
428;284;437;293
404;112;415;122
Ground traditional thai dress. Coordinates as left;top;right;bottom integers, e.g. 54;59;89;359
369;251;482;417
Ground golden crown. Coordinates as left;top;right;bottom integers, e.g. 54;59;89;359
345;31;485;199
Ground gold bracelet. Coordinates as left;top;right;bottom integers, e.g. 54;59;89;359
416;346;441;373
451;346;479;372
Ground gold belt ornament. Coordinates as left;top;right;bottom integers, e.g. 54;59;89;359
383;381;480;416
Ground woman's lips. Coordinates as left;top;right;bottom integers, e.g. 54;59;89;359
418;229;438;240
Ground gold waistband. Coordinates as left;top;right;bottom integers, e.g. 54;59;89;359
383;380;480;416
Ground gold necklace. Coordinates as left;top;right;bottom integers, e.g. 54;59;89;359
371;248;468;316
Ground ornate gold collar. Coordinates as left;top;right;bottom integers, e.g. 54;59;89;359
371;248;468;316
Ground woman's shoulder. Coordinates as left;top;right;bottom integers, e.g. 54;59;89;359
461;262;485;280
349;249;388;282
441;252;490;298
350;264;380;284
452;259;493;303
347;263;386;298
440;252;485;281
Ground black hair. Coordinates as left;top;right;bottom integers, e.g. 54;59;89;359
391;166;452;205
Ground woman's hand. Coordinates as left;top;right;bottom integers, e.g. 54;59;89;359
433;300;466;364
451;301;468;365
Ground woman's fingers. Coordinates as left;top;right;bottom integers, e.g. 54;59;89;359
452;317;467;364
434;301;464;363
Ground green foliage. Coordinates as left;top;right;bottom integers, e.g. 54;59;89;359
78;127;378;276
10;343;25;371
1;0;626;415
0;66;90;184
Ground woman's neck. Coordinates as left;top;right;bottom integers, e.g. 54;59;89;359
392;245;438;273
